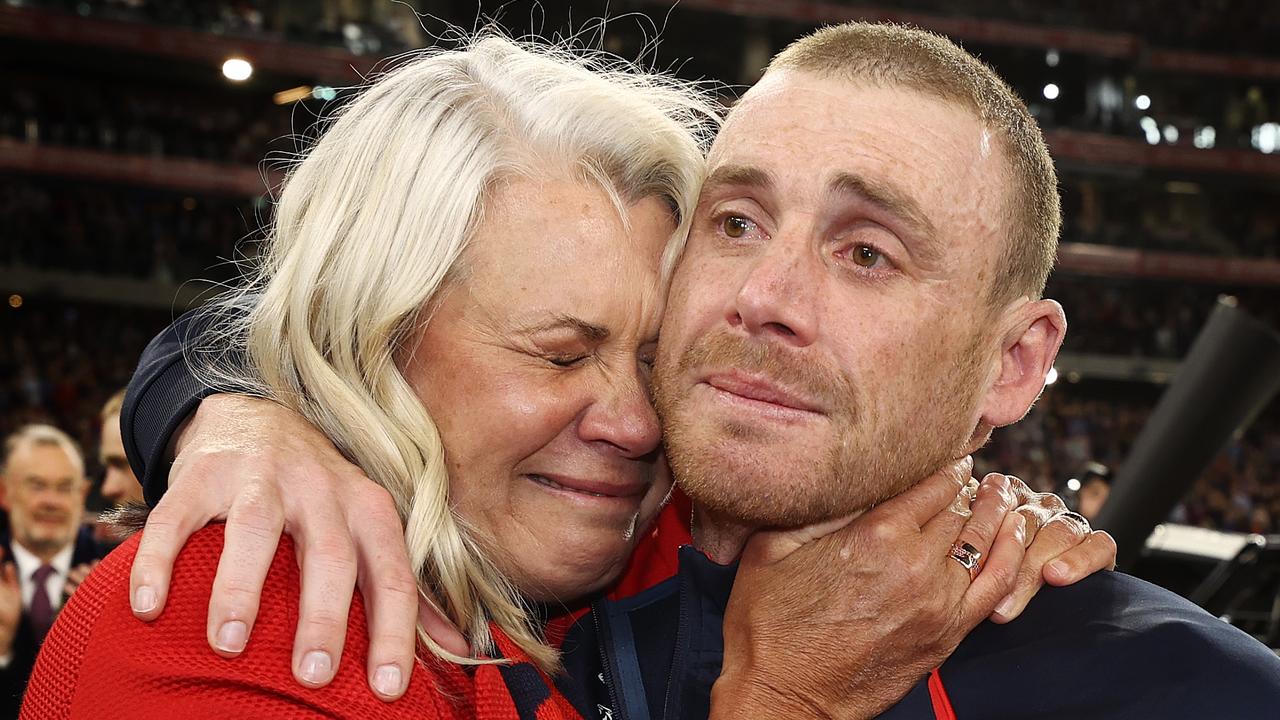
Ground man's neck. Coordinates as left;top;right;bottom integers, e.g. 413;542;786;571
690;506;757;564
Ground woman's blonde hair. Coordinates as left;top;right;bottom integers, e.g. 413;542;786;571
196;33;719;670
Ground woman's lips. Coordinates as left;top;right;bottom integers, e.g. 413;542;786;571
524;473;648;499
701;370;824;415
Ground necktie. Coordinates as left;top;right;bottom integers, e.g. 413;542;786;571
29;564;57;643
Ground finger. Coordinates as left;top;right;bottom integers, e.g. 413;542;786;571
418;599;470;658
291;506;358;689
962;511;1026;626
130;477;219;621
352;486;420;701
1044;530;1118;585
873;456;974;529
206;482;285;658
930;473;1016;584
988;511;1091;623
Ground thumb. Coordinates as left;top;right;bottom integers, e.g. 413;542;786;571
743;512;863;567
418;598;470;658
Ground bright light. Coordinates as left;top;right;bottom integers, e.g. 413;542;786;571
1042;83;1060;101
7;294;22;309
1045;367;1059;386
1253;123;1280;154
1193;126;1217;150
1045;49;1060;67
222;58;253;82
312;86;338;101
1163;125;1179;144
1144;128;1161;145
1067;478;1081;492
1134;94;1151;110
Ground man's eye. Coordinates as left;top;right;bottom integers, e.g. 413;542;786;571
851;245;883;268
722;215;754;239
548;355;587;367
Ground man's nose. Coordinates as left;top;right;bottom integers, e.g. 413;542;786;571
727;233;821;347
578;369;663;459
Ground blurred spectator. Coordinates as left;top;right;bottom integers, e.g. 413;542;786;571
0;177;262;283
97;389;143;509
1075;462;1113;521
0;424;104;716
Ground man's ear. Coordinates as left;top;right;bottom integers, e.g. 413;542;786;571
978;298;1066;429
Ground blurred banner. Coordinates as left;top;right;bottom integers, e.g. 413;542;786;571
1096;299;1280;569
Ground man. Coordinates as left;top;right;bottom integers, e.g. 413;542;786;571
0;425;103;716
99;389;146;510
1073;462;1112;520
118;22;1278;717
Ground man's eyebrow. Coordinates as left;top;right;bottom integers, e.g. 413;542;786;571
516;315;610;342
702;164;775;194
828;172;941;263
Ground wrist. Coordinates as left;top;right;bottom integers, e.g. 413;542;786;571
711;669;839;720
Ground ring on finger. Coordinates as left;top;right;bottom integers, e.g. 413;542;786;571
948;541;982;581
1054;511;1091;530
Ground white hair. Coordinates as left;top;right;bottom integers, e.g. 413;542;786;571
2;424;86;480
197;33;719;670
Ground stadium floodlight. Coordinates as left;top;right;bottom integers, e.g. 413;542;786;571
1253;123;1279;154
1135;94;1151;110
1163;125;1179;144
312;86;338;101
1042;83;1060;100
1193;126;1217;150
222;58;253;82
1045;49;1060;67
1045;366;1059;386
1066;478;1081;492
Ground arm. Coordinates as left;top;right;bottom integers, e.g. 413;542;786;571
711;462;1116;719
121;311;462;700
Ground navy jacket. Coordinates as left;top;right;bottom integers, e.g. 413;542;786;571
557;546;1280;720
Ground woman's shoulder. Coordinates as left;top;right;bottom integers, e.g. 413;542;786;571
25;524;476;719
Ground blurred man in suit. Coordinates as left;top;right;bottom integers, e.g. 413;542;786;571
0;425;102;716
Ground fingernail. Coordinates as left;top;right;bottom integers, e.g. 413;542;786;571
133;585;157;614
1048;560;1070;578
994;593;1017;617
215;621;248;653
301;651;333;685
373;664;403;697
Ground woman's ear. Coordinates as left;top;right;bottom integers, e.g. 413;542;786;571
977;299;1066;429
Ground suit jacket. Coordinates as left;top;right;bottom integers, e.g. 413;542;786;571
1;527;104;719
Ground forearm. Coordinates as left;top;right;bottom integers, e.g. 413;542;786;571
121;303;252;506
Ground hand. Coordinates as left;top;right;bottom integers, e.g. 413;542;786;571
128;394;467;701
64;560;100;598
712;457;1028;719
0;563;20;657
990;478;1117;622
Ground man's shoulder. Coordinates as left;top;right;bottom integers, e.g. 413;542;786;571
942;572;1280;718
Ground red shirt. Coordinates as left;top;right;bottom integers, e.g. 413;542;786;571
21;522;609;719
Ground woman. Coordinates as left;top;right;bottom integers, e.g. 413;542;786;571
24;34;1108;718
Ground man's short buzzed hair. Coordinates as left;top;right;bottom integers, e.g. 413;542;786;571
768;22;1060;307
2;423;86;478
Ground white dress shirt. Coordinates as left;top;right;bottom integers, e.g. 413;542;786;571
0;540;74;668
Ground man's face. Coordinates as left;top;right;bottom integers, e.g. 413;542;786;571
99;414;145;506
654;71;1012;527
2;442;89;557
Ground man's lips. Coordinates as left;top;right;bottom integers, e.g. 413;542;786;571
524;473;648;499
701;371;825;415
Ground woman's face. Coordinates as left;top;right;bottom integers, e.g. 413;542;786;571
401;173;676;603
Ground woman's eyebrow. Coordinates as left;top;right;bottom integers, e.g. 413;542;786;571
516;315;610;342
